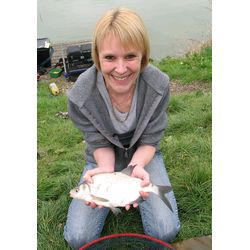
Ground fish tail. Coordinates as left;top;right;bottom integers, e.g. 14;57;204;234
153;185;173;212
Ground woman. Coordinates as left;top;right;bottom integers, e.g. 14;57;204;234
64;7;180;249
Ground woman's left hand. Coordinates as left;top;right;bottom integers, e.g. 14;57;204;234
131;165;150;187
125;165;150;211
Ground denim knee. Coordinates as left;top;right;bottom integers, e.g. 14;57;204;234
145;222;180;242
64;228;89;250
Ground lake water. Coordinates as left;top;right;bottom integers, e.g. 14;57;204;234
37;0;211;60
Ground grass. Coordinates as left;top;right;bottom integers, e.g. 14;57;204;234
162;91;212;239
37;44;212;249
157;43;212;84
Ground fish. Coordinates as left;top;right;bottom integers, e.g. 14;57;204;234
70;165;173;215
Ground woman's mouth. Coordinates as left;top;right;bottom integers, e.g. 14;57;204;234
112;74;131;81
113;76;127;80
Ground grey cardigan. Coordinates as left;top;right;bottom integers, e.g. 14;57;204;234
67;64;170;168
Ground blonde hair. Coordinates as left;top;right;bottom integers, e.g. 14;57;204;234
92;7;150;72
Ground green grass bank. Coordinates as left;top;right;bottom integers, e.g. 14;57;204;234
37;44;212;249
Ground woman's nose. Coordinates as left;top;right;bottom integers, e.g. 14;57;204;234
115;59;127;74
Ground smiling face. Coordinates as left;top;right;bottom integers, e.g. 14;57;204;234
98;34;143;95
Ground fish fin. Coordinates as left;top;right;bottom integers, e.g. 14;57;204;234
91;195;109;203
90;195;121;215
121;164;137;176
110;206;122;215
155;185;174;212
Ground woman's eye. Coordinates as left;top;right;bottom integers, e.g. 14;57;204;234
105;55;114;60
126;54;136;60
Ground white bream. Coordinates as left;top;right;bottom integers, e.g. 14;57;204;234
70;166;173;214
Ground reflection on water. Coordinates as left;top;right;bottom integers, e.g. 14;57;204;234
37;0;211;59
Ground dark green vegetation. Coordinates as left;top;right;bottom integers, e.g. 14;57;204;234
37;44;212;249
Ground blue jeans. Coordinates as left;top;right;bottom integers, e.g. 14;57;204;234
64;152;181;249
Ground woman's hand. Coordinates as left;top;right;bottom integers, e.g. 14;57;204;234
131;165;150;187
83;166;114;208
83;166;113;183
85;201;104;209
125;165;150;211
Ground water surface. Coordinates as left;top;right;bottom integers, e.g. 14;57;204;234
37;0;211;59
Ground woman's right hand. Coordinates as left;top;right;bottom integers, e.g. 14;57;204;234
83;167;114;208
83;166;113;183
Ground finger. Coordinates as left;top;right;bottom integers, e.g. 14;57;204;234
83;168;101;183
85;201;90;206
85;167;109;182
140;191;149;200
125;204;130;211
133;203;139;208
98;205;104;209
90;202;97;209
141;191;149;198
83;173;93;183
140;176;150;187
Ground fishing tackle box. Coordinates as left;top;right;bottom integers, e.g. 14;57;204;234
37;38;54;68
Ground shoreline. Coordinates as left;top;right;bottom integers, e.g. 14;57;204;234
48;38;211;66
38;40;211;95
